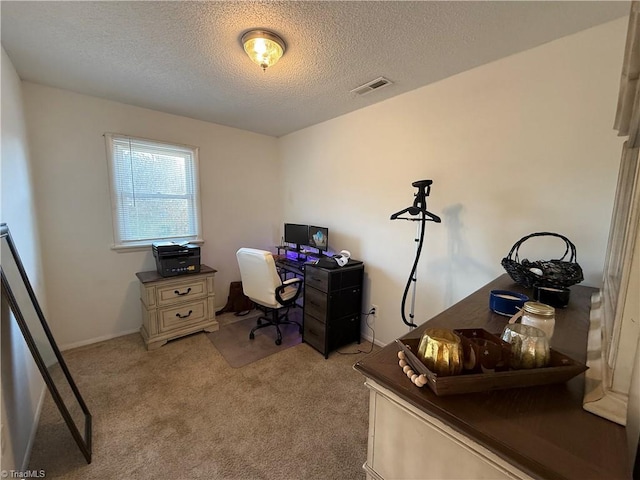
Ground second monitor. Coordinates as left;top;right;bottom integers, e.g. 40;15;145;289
308;226;329;252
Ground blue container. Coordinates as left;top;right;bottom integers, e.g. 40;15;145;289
489;290;529;316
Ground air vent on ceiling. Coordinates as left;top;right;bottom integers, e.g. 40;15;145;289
350;77;393;96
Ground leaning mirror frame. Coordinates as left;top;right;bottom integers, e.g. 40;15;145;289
1;223;92;464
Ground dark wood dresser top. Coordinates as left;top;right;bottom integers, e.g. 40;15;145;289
135;264;216;284
354;274;630;480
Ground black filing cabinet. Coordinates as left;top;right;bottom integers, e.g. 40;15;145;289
303;261;364;358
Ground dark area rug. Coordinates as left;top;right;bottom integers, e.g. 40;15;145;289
206;310;302;368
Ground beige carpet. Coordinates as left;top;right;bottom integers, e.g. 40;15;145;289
27;321;378;479
207;309;303;368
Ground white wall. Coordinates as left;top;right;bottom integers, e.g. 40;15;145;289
2;12;630;474
21;84;281;349
15;18;629;350
279;19;628;345
1;47;47;471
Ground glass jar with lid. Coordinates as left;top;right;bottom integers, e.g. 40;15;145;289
520;301;555;339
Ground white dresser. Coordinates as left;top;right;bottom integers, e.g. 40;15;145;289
363;379;533;480
354;275;630;480
136;265;218;350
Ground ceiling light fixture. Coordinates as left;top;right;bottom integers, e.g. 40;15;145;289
241;29;286;72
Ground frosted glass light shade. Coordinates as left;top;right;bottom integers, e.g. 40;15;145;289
242;30;286;71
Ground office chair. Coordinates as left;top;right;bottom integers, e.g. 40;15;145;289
236;248;303;345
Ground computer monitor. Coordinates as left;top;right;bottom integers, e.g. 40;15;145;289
284;223;309;248
308;226;329;252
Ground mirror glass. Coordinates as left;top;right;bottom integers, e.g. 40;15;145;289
1;224;91;463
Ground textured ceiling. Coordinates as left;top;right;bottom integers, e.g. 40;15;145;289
1;1;631;137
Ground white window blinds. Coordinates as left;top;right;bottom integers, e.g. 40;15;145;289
105;134;202;248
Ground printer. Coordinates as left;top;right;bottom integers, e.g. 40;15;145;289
152;242;201;277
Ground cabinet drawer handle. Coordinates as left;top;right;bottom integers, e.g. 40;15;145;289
174;287;191;296
175;310;193;319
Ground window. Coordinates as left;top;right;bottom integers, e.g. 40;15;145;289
105;134;202;249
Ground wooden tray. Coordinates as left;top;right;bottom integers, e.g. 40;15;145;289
396;330;587;396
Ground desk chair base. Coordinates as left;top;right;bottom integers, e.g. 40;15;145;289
250;306;302;345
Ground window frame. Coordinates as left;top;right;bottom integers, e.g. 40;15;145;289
104;133;204;251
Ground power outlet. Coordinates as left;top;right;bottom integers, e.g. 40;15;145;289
370;304;378;319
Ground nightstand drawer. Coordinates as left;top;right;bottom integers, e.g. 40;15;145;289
156;278;208;307
137;265;218;350
159;299;208;332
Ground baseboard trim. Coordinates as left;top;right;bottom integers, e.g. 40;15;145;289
59;328;140;351
59;318;386;352
361;331;386;348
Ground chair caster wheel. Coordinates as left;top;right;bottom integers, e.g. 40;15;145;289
249;332;255;340
275;338;282;346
